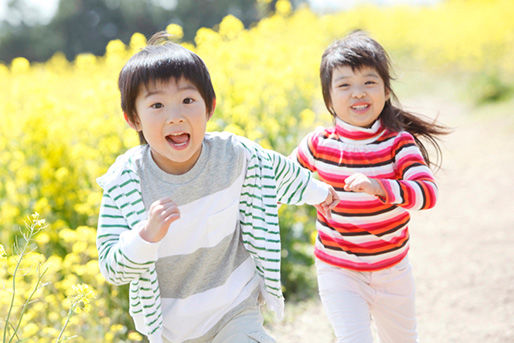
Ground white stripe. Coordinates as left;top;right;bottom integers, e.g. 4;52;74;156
156;169;244;258
161;258;259;342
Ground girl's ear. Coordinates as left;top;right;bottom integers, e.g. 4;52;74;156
207;98;216;120
124;112;141;131
385;88;391;101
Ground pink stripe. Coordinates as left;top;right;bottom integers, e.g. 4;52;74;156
316;143;394;160
318;227;408;249
406;171;433;181
381;180;395;204
317;169;396;183
396;153;423;166
315;247;408;271
328;212;409;232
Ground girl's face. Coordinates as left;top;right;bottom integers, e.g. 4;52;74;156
129;77;212;174
329;65;389;128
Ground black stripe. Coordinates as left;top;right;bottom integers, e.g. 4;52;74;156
401;162;425;179
316;155;394;168
318;217;409;237
333;205;396;217
394;142;416;158
413;180;427;209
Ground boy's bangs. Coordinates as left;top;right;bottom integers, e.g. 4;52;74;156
135;52;200;90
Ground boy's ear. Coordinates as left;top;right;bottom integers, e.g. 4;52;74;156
124;112;141;131
207;98;216;120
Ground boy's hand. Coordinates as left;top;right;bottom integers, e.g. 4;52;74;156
344;173;385;197
139;198;180;243
315;187;340;219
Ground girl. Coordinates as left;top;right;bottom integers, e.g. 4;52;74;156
292;30;448;343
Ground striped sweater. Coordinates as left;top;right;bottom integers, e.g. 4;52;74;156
293;118;437;271
96;133;329;342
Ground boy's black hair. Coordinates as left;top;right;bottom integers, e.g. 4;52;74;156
119;31;216;144
320;30;449;168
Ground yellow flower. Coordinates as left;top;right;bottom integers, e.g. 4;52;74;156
275;0;292;16
219;15;244;39
166;23;184;41
68;283;96;313
128;331;144;341
0;244;6;257
10;57;30;73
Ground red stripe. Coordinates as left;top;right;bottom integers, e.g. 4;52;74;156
318;227;408;251
314;247;408;271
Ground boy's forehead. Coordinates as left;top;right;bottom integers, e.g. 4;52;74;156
139;76;198;94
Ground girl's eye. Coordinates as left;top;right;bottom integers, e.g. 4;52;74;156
183;97;194;104
338;83;350;88
151;103;163;109
365;80;377;85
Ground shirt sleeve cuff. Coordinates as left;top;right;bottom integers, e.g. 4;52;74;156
119;220;161;263
302;178;330;205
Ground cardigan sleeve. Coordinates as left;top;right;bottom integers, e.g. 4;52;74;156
269;149;329;206
96;191;160;286
375;132;438;210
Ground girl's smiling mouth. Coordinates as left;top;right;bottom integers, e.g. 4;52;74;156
351;103;370;113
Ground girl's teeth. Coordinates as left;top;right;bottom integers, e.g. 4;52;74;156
352;105;368;110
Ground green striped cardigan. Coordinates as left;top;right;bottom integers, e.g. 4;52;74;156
96;135;328;342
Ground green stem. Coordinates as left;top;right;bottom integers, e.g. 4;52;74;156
8;266;47;343
2;239;29;343
55;305;75;343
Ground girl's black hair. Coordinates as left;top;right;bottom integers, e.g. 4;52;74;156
320;30;449;168
118;31;216;144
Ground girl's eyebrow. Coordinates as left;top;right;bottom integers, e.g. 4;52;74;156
333;73;380;82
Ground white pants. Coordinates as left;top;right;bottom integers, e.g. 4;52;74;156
316;257;418;343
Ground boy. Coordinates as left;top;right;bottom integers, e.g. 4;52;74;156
96;31;338;343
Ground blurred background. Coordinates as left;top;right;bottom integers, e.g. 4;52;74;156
1;0;513;342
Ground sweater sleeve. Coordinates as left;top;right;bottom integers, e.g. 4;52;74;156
96;192;161;286
290;130;321;173
375;132;438;210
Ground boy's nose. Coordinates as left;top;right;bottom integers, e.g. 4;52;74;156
167;109;185;123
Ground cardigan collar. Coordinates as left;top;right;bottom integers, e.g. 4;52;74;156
334;117;386;144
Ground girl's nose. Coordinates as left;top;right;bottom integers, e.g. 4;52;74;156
352;88;366;98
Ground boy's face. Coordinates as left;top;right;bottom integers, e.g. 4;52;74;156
329;65;389;128
129;77;212;174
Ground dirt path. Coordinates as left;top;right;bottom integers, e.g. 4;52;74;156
266;96;514;342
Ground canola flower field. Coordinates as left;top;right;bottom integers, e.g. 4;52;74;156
1;0;513;341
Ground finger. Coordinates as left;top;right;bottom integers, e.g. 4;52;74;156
164;212;180;224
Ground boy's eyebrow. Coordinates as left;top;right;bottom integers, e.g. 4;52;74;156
143;84;198;97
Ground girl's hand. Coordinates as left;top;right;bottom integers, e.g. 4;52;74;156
344;173;385;197
315;187;340;219
139;198;180;242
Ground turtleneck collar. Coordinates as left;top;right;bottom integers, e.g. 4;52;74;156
334;117;386;144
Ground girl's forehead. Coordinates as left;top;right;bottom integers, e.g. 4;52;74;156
332;65;381;78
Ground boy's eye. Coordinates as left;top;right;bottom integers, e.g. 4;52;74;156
151;102;163;109
183;97;194;104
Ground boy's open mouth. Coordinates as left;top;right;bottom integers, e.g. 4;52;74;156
166;132;190;148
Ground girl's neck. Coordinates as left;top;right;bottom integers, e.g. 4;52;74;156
334;117;385;143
